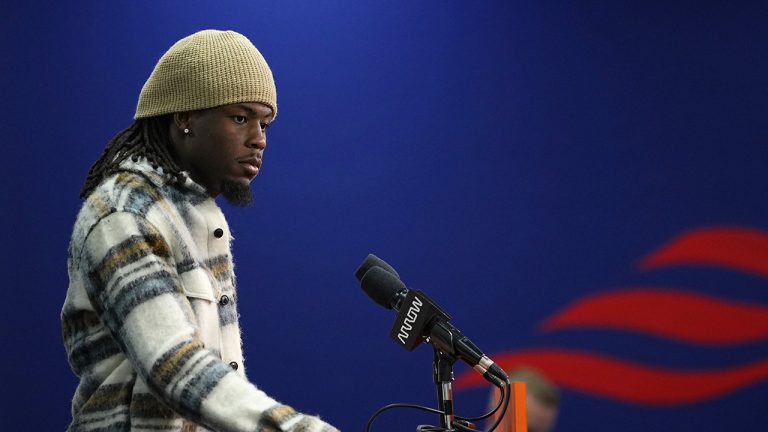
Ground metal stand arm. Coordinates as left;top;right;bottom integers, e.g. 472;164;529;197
433;347;458;431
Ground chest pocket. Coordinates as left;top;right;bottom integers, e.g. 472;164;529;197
180;266;223;352
180;267;219;302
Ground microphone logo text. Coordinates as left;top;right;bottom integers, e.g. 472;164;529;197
397;296;423;344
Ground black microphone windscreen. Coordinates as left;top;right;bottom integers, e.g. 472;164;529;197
360;266;406;310
354;254;400;281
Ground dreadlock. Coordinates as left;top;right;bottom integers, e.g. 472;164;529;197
80;115;183;199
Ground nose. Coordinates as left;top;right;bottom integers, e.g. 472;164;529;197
246;124;267;150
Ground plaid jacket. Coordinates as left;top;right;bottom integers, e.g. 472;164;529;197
62;159;336;432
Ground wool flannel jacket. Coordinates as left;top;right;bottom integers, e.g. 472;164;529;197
62;159;336;432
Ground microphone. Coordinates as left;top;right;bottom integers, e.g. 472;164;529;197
354;253;400;284
358;263;508;385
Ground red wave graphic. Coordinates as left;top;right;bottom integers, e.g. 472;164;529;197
454;349;768;405
638;226;768;277
539;287;768;344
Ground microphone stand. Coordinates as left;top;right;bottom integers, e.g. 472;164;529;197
416;347;458;432
434;347;457;430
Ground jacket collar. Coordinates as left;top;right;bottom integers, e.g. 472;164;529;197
117;157;209;196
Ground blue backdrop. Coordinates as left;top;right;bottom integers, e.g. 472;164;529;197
2;1;767;431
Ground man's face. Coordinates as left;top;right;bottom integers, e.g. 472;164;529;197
526;394;558;432
177;102;273;205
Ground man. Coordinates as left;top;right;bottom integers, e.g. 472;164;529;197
488;367;560;432
62;30;338;432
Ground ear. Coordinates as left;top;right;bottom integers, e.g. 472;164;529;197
173;112;192;133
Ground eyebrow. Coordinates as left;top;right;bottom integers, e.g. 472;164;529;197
233;103;274;120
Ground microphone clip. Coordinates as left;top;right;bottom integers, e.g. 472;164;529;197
389;289;451;351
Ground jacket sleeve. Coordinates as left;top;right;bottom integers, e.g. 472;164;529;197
79;210;338;432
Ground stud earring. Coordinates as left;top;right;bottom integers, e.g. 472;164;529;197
183;128;190;134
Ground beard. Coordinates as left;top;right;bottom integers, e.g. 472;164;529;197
221;180;253;207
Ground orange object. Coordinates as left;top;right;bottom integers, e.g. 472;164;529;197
489;381;527;431
507;381;527;432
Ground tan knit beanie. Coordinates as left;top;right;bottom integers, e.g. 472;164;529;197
135;30;277;119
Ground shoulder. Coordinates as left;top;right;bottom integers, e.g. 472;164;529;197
71;167;179;249
80;170;162;221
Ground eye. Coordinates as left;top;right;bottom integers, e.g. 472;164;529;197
260;122;270;132
233;115;247;124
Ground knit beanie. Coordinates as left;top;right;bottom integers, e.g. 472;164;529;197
135;30;277;119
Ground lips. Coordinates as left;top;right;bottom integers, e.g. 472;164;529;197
237;156;261;177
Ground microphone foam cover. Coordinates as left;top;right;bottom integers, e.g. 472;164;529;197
360;266;406;310
355;254;400;281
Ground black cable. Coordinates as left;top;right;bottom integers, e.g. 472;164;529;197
454;380;506;422
484;378;511;432
452;421;479;432
366;403;446;432
365;378;510;432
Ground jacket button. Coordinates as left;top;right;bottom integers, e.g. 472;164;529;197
219;295;230;306
213;228;224;238
229;361;239;370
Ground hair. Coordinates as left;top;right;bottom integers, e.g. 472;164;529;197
507;367;561;408
221;180;253;207
486;366;561;432
487;366;561;416
80;115;182;198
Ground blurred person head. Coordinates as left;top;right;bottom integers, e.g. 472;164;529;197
488;367;561;432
